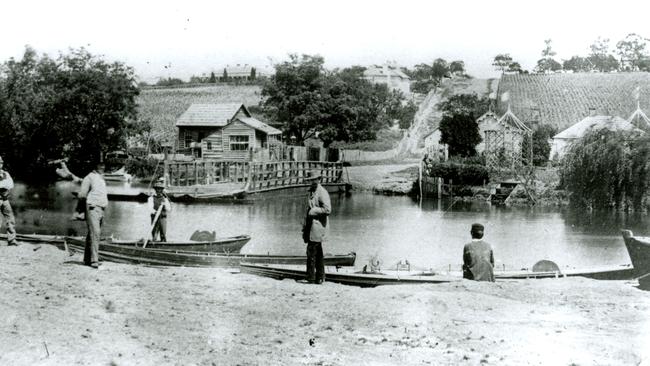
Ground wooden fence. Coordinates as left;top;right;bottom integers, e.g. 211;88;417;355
164;160;344;192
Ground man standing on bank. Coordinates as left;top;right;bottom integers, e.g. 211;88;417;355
0;156;18;246
78;160;108;268
302;170;331;284
462;223;495;282
147;178;171;242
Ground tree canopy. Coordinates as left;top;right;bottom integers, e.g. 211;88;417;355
0;46;140;180
261;54;411;147
560;129;650;211
436;93;488;158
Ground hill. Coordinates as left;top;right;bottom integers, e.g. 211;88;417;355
398;78;497;155
496;72;650;131
137;85;263;145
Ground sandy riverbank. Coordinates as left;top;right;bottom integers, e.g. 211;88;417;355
1;241;649;366
345;163;418;195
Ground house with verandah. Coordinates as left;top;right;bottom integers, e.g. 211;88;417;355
176;103;282;160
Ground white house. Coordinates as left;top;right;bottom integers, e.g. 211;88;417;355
550;115;638;160
363;63;411;96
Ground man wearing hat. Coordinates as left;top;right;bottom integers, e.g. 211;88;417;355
462;223;495;282
0;156;18;246
147;178;171;242
302;169;331;284
78;159;108;268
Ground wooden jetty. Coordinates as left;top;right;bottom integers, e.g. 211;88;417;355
105;160;348;202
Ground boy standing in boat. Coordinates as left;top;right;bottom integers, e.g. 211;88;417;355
0;156;18;246
78;160;108;268
462;223;495;282
147;179;171;242
302;170;331;284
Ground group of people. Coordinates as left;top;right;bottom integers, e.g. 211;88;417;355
1;157;172;269
1;156;495;281
300;169;496;284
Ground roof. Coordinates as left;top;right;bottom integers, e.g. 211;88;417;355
176;103;247;127
237;117;282;135
498;106;531;132
363;65;410;80
628;105;650;131
553;115;636;140
496;72;650;130
225;65;254;77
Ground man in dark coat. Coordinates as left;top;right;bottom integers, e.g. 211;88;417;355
462;223;495;282
302;170;331;284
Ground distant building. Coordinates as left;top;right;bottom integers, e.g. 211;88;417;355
222;64;270;81
477;108;531;171
176;103;281;160
423;129;447;161
363;63;411;96
550;115;638;160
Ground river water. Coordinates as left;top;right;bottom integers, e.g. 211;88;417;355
9;181;649;271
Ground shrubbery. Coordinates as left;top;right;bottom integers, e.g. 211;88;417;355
125;157;163;180
423;160;490;186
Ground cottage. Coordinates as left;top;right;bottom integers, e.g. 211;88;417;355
423;129;448;161
550;115;638;160
176;103;282;160
363;63;411;96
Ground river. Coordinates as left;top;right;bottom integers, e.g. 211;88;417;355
8;181;649;271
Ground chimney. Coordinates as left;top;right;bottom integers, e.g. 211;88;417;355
588;107;597;117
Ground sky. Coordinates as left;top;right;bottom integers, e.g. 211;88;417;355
2;0;649;83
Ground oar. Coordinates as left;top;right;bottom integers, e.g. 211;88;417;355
143;205;163;249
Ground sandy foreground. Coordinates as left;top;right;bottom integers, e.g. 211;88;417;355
1;242;649;366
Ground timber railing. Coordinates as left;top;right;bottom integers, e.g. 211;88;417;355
164;160;344;192
248;161;343;192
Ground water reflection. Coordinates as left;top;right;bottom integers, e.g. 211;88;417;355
8;182;649;271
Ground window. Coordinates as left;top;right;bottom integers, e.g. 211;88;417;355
229;135;249;151
206;141;212;150
184;131;193;149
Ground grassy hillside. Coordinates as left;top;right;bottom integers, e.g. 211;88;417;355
137;85;263;145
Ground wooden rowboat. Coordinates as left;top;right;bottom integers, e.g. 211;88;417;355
1;233;356;268
4;233;251;253
621;230;650;288
240;263;459;287
241;260;635;288
110;235;251;253
62;238;356;268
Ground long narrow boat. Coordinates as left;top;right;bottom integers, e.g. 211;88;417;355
621;230;650;288
62;238;356;267
110;235;251;253
240;263;460;287
241;260;635;288
3;233;251;253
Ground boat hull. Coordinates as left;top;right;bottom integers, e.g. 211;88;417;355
6;233;250;253
241;262;636;287
240;263;458;287
110;235;251;253
621;230;650;284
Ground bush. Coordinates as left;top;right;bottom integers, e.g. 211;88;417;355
423;161;489;185
125;157;163;180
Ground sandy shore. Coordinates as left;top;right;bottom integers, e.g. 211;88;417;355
1;241;649;366
346;164;418;194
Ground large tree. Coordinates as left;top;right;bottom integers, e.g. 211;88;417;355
439;113;481;158
616;33;649;71
561;129;650;210
261;55;409;146
492;53;512;73
0;46;139;180
589;37;620;72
